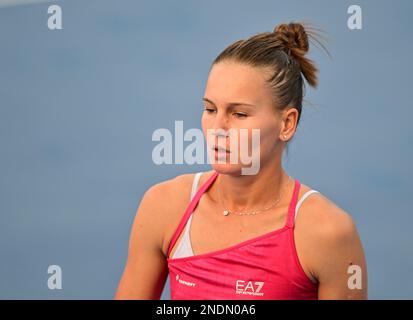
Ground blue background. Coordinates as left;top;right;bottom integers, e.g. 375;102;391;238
0;0;412;299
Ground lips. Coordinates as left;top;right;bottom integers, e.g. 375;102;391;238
212;146;231;153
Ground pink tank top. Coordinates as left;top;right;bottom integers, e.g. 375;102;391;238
167;171;319;300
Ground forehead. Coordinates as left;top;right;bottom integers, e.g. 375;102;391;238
204;61;272;104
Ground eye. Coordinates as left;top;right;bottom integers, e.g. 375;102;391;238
204;107;216;114
234;112;248;118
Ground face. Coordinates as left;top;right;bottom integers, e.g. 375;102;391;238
202;61;293;175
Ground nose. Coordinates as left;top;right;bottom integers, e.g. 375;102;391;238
206;112;231;148
211;110;229;132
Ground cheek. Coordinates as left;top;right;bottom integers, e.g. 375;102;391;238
260;125;278;144
236;125;277;154
252;123;280;153
201;113;208;133
201;115;214;146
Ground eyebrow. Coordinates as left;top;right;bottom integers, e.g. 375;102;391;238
202;97;255;108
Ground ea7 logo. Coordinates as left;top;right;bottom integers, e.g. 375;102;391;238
235;280;264;296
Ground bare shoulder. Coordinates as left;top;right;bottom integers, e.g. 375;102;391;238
295;183;367;297
116;172;203;299
140;172;196;228
297;184;357;240
138;171;215;256
144;172;195;206
146;169;215;203
295;183;365;285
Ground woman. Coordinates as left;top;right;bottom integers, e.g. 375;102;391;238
115;22;367;300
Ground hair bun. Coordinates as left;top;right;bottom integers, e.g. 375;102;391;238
274;22;309;54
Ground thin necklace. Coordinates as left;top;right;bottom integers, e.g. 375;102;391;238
217;175;292;216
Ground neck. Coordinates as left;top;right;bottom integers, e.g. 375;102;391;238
214;163;290;212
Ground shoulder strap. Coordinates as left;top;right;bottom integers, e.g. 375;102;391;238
191;172;203;201
286;179;301;228
167;171;219;258
294;190;320;223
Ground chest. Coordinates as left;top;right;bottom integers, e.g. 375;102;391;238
188;197;290;256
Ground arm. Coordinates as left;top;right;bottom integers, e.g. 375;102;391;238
115;184;170;300
308;204;368;299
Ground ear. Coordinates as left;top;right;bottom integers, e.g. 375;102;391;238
279;107;298;141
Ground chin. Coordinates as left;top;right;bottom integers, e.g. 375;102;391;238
210;163;247;176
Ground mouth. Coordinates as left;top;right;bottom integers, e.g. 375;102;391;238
212;145;231;154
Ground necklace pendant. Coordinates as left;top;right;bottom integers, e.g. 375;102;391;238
223;210;229;216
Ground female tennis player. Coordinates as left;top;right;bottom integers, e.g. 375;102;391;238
115;22;367;300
